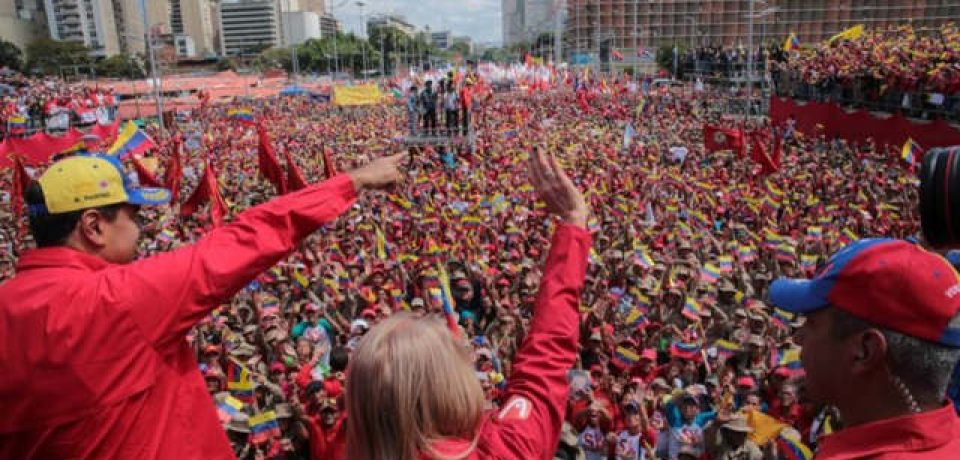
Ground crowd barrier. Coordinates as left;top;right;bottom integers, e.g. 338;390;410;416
769;96;960;148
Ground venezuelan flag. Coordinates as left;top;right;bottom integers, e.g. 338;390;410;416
625;307;649;329
764;180;785;200
775;243;796;262
293;269;310;290
589;248;603;266
778;348;803;372
827;24;864;44
783;33;800;51
633;249;655;269
260;295;280;317
8;114;28;132
436;263;460;338
671;341;702;360
901;138;922;166
776;432;814;460
737;245;757;262
700;263;721;284
228;107;255;124
717;255;733;273
689;210;711;228
107;121;157;158
615;346;641;366
682;297;705;321
216;395;246;423
771;309;795;329
800;254;818;271
714;339;742;359
249;410;282;444
839;228;858;246
226;359;255;401
375;227;389;259
461;215;482;227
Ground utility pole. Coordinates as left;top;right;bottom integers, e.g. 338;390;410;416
357;1;367;78
139;0;164;138
553;0;565;64
748;0;754;118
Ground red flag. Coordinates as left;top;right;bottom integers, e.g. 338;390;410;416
180;160;228;227
282;146;309;192
165;138;183;202
321;146;337;179
257;124;287;195
703;125;745;157
131;156;162;188
749;131;780;175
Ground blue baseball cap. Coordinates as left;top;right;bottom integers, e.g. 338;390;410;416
770;238;960;347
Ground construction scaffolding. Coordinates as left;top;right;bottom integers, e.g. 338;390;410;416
564;0;960;72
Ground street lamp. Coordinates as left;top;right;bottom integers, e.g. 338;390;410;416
356;1;367;78
127;0;164;138
743;1;779;117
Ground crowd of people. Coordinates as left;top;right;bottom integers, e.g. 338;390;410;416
0;66;956;460
782;23;960;96
773;23;960;120
0;74;117;134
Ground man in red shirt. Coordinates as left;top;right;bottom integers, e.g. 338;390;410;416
0;152;405;459
771;239;960;458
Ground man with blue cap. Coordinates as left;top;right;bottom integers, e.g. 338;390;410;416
0;152;406;459
769;238;960;458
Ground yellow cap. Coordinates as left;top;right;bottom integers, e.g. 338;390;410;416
35;155;170;215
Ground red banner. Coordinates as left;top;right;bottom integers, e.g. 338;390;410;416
769;97;960;148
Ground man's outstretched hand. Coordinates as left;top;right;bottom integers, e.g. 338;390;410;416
528;147;588;228
348;152;409;191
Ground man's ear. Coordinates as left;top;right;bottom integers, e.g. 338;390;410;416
77;209;108;248
849;328;888;375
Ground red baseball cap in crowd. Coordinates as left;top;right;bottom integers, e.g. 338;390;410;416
771;239;960;347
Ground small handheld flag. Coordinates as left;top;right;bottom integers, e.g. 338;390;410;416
901;138;922;167
107;121;157;158
783;33;800;51
249;410;282;444
228;107;255;124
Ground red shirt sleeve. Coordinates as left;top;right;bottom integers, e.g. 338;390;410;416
111;174;357;351
479;224;591;459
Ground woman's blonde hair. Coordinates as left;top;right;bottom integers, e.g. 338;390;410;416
345;312;485;460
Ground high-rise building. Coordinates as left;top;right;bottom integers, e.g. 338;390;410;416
299;0;325;14
367;14;416;37
43;0;120;56
502;0;555;46
218;0;281;56
430;30;452;49
283;10;321;45
171;0;218;57
0;0;49;51
564;0;960;61
318;11;338;37
112;0;170;56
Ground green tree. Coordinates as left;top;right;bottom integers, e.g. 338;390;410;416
0;39;23;71
216;57;238;71
448;40;471;59
367;26;412;75
253;47;292;72
95;53;144;78
656;44;686;77
25;38;91;75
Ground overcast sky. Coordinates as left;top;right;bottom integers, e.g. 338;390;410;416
332;0;503;46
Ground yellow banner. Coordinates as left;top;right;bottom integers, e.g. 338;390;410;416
333;84;383;106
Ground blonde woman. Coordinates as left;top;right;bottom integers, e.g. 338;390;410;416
345;148;592;460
